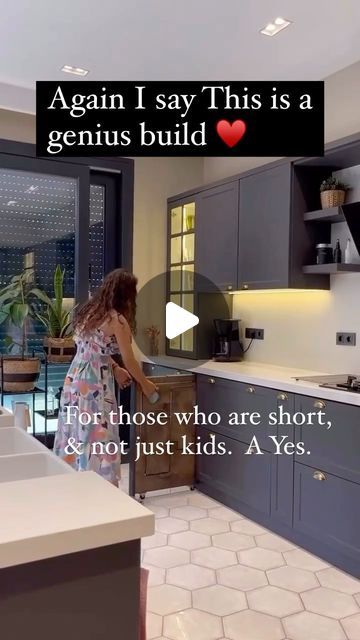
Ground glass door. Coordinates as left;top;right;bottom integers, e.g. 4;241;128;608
168;200;196;354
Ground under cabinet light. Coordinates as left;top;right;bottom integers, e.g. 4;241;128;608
260;17;292;37
61;65;89;77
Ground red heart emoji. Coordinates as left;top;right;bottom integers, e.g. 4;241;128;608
216;119;247;147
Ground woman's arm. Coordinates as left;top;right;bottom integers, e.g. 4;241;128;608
110;316;157;398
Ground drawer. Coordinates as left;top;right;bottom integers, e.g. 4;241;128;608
295;395;360;484
142;363;186;377
197;374;293;451
196;426;272;519
294;462;360;572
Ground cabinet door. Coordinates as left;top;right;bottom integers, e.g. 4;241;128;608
132;375;195;495
238;164;291;289
295;395;360;484
196;182;239;291
294;463;360;576
196;426;272;520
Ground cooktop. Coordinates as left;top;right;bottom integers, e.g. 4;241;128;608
293;374;360;394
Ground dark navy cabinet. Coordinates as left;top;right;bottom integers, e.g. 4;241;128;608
195;181;239;291
238;164;292;290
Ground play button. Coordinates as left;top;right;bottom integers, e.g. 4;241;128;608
166;302;199;340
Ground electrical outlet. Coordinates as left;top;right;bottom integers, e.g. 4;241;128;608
336;332;356;346
245;328;264;340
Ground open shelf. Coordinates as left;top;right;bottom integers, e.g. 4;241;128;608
303;263;360;275
304;206;345;223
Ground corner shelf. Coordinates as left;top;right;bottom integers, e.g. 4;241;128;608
304;206;345;223
303;263;360;275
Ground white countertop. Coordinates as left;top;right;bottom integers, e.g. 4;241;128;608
143;355;360;406
0;470;154;569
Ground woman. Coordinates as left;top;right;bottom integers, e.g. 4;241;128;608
54;269;158;485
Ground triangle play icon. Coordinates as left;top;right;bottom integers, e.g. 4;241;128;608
166;302;199;340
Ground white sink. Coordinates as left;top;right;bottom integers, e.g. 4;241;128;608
0;407;14;427
0;428;44;456
0;452;74;483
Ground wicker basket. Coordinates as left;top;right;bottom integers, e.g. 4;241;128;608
320;189;346;209
0;357;41;392
44;337;76;363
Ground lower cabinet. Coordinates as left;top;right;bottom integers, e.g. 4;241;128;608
197;426;272;521
294;463;360;576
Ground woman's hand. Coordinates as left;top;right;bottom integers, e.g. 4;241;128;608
113;365;132;389
142;379;159;401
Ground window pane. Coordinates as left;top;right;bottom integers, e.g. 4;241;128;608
183;202;195;232
89;184;105;294
0;168;77;354
182;233;194;262
169;294;181;349
182;264;194;291
170;206;182;235
170;236;182;264
181;329;194;352
170;266;181;292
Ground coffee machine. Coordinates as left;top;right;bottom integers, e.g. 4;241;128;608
213;319;244;362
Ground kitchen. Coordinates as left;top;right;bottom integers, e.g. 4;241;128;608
1;2;360;640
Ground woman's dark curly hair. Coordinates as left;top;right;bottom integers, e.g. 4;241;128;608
74;269;138;335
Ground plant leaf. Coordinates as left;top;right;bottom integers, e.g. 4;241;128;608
29;288;52;305
10;303;29;328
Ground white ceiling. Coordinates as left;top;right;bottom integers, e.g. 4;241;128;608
1;0;360;114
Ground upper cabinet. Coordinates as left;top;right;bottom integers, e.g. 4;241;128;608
195;181;239;292
238;164;291;290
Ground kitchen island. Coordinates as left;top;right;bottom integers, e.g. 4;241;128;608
0;425;154;640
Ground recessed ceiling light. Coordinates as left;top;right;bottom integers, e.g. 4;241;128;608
260;17;292;37
61;65;89;77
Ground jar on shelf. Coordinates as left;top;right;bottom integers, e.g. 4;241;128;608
316;243;333;265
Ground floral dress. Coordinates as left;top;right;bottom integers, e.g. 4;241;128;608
54;328;121;485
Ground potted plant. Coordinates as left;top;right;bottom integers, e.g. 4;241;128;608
320;176;349;209
36;265;76;363
0;269;49;392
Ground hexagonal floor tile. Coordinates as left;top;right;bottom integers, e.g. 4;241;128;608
248;585;303;617
167;563;216;590
341;613;360;640
143;546;189;569
191;546;237;569
302;587;358;619
231;519;267;535
187;492;219;508
168;530;211;550
283;611;346;640
191;517;229;534
238;547;284;570
147;612;163;640
170;505;207;520
143;563;166;587
355;593;360;607
147;584;191;616
218;564;267;591
156;517;188;534
317;567;360;594
164;609;223;640
255;532;295;552
144;501;169;518
193;584;247;616
213;531;255;551
208;506;241;521
283;549;329;572
149;494;188;508
142;532;168;550
268;565;319;592
224;609;284;640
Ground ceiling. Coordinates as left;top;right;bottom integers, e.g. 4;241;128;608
1;0;360;114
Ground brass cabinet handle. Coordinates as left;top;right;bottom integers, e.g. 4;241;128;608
313;470;326;481
247;386;255;394
314;400;326;409
277;392;288;401
227;284;233;291
242;284;249;290
208;378;215;384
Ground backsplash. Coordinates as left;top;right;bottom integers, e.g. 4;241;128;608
233;164;360;373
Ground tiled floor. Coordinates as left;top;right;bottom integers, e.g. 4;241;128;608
120;466;360;640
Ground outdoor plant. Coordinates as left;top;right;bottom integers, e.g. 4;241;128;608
0;268;50;358
36;265;73;338
320;176;349;192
